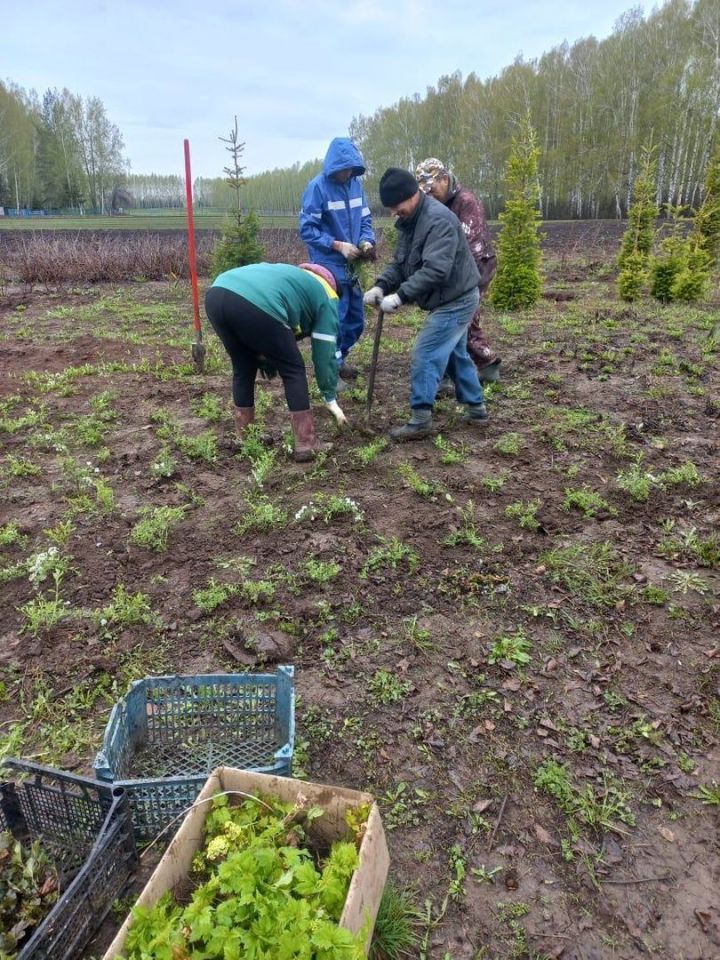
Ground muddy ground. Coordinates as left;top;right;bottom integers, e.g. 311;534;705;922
0;229;719;959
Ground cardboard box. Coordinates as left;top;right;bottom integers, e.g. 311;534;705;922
103;766;389;958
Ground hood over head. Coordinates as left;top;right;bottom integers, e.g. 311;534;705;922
323;137;366;178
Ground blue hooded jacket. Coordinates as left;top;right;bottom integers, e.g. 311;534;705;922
299;138;375;284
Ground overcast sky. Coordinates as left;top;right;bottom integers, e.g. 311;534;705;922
6;0;643;180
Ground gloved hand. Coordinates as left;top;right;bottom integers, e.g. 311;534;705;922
257;356;278;380
359;241;376;261
380;293;402;314
335;241;360;261
326;399;348;426
363;286;384;306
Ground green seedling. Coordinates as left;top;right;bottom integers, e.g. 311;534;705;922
96;583;156;629
151;446;177;479
303;558;341;584
0;521;26;548
444;500;485;550
489;630;532;666
193;579;239;614
505;499;541;531
361;537;419;578
694;783;720;806
540;541;634;607
433;434;467;465
615;462;660;502
191;392;224;422
129;504;187;551
397;462;447;499
369;669;412;705
481;470;510;492
563;486;616;518
3;455;41;477
355;437;389;466
236;493;288;534
494;432;524;456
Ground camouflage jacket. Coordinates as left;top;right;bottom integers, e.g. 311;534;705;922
446;176;495;266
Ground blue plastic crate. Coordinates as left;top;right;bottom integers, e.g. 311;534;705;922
93;667;295;843
0;759;137;960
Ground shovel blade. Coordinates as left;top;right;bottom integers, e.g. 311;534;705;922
192;340;206;374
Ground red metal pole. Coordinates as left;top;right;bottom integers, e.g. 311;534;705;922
184;139;202;339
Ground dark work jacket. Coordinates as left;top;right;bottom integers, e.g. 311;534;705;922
376;194;480;311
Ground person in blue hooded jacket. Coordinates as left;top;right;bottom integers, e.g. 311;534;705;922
299;137;376;379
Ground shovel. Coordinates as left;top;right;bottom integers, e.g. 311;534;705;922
365;309;384;420
184;138;205;374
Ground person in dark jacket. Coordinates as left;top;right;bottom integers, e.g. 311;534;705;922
205;262;347;462
299;138;376;380
363;168;488;441
415;158;500;387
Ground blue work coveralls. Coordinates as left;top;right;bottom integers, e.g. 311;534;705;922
299;138;375;365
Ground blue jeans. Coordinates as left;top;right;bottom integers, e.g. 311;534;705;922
410;288;483;409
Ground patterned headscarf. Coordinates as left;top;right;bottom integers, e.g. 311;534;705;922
415;158;448;192
298;262;338;293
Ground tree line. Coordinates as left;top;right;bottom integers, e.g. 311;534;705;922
0;84;126;212
1;0;718;219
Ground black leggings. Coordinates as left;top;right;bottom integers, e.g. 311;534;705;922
204;286;310;411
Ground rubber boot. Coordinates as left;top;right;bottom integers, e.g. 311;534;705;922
390;408;433;441
339;362;359;380
462;403;489;424
477;359;502;384
233;406;255;437
290;409;331;462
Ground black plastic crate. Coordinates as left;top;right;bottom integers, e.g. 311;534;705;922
0;758;137;960
93;667;295;844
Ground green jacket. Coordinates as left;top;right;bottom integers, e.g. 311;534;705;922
212;263;340;401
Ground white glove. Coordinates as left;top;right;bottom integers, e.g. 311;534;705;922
363;286;383;306
335;241;360;261
380;293;402;313
326;399;348;426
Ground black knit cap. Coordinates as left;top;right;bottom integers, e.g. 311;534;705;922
379;167;419;207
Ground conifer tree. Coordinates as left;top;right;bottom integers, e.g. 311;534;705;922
488;114;543;310
211;117;264;279
693;140;720;266
617;146;657;301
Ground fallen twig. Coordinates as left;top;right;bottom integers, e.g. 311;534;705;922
488;793;509;850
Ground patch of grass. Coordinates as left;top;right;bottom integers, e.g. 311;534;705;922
615;461;660;502
191;392;224;422
369;669;412;705
505;499;541;531
534;759;635;830
494;432;524;456
236;493;288;534
433;434;467;465
303;557;341;584
95;583;156;629
563;486;616;518
355;437;389;466
361;537;419;578
193;579;239;613
129;504;187;551
370;883;422;960
444;500;485;550
397;462;446;499
489;630;532;666
0;521;26;548
540;541;634;607
694;783;720;806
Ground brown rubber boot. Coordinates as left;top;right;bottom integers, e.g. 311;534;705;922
289;409;331;462
233;407;255;437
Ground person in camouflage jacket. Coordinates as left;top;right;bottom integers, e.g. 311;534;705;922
415;159;500;382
